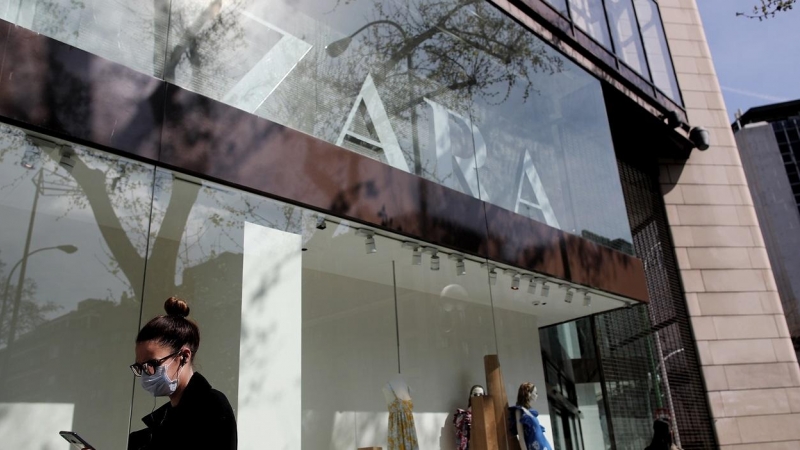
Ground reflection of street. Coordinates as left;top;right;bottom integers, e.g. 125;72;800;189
0;250;243;448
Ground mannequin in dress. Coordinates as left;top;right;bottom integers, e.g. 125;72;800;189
510;383;552;450
383;373;413;404
385;374;419;450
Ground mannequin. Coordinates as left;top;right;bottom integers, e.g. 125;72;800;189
453;385;485;450
385;374;419;450
510;383;552;450
383;373;413;404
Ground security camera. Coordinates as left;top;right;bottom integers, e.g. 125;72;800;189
689;127;710;151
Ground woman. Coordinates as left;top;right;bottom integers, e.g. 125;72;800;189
128;297;237;450
645;419;680;450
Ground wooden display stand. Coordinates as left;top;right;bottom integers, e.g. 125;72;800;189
466;354;522;450
470;395;499;450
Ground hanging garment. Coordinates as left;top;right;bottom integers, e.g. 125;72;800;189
453;408;472;450
387;385;420;450
508;406;553;450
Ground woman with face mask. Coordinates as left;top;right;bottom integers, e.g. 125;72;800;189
127;297;237;450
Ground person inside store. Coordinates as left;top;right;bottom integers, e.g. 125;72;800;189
645;418;680;450
128;297;237;450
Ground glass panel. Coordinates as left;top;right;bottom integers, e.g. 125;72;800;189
129;170;401;448
472;7;634;253
161;0;632;253
545;0;571;15
0;123;154;449
541;319;614;450
633;0;681;102
568;0;613;49
3;0;166;77
606;0;650;78
493;273;555;448
394;248;496;449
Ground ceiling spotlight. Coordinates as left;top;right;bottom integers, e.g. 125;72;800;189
481;263;498;285
541;282;550;297
504;269;520;290
412;247;422;265
564;288;575;304
430;253;440;271
523;275;538;294
532;300;541;306
582;290;592;307
20;147;41;169
449;254;466;276
315;216;327;230
356;229;377;254
403;242;422;266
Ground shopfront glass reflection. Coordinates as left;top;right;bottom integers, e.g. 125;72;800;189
0;125;154;449
1;0;167;77
158;0;632;254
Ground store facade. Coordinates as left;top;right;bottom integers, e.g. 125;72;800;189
0;0;773;449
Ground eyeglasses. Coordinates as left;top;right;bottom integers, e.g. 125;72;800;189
130;351;180;377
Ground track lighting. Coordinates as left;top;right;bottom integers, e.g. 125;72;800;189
540;282;550;298
356;229;377;254
504;270;520;290
448;254;466;276
315;216;327;230
582;290;591;307
402;242;422;265
430;253;440;271
521;275;538;294
564;287;575;304
481;263;498;285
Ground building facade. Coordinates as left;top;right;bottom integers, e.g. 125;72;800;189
733;100;800;363
0;0;796;449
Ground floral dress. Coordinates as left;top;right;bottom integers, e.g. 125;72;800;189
453;408;472;450
387;386;419;450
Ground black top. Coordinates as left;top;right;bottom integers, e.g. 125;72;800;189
128;372;237;450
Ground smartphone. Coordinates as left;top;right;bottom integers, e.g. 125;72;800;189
59;431;96;450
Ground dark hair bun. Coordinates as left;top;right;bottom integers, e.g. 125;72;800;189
164;296;190;318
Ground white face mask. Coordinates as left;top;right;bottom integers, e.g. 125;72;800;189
141;360;180;397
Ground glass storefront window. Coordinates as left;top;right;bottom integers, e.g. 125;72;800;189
540;319;614;450
1;0;166;77
568;0;613;49
0;120;637;448
157;0;632;253
0;125;155;449
606;0;651;78
633;0;681;102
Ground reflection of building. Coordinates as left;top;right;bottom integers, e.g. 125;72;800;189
0;0;796;449
733;100;800;360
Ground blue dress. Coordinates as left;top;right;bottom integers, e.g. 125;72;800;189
508;406;553;450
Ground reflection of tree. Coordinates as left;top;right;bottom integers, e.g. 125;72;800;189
0;250;60;347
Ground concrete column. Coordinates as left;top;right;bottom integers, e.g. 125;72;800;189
659;0;800;447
